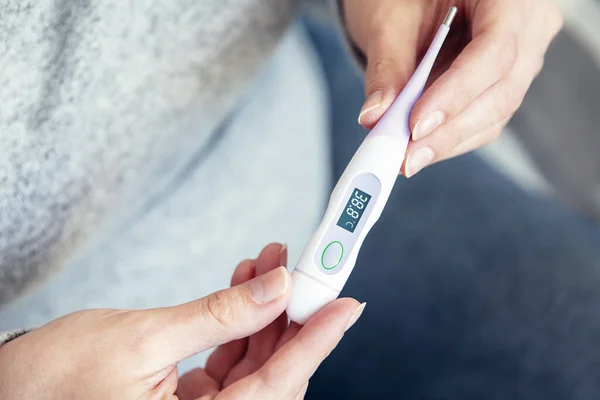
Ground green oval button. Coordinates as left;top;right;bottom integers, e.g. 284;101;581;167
321;241;344;270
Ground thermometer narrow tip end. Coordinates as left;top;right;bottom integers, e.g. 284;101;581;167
443;6;458;27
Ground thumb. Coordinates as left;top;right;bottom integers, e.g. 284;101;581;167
358;12;420;129
152;266;290;364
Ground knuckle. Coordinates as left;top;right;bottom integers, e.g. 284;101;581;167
256;369;279;393
373;23;401;49
365;56;395;90
367;56;394;76
254;374;281;399
204;291;239;330
499;34;519;74
495;80;526;117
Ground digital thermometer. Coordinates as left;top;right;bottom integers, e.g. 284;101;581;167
287;6;458;324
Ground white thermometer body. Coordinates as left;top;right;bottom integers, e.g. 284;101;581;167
287;7;458;324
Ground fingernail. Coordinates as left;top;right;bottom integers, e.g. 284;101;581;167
280;244;288;268
345;302;366;332
412;111;445;140
405;147;435;178
249;266;289;304
358;90;384;125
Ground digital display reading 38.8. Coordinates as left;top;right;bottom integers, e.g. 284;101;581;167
336;188;372;233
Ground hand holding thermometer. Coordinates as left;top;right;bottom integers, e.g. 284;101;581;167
287;6;458;324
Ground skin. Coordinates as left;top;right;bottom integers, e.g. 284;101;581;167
346;0;564;177
0;244;364;399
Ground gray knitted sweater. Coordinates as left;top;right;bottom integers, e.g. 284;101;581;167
0;1;337;309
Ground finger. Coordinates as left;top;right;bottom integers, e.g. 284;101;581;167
294;382;309;400
403;51;541;177
439;117;510;161
177;368;219;400
254;243;287;276
275;322;302;352
231;259;256;286
410;30;518;140
248;243;288;361
204;259;256;383
222;313;290;388
541;5;564;43
358;6;421;129
205;337;248;386
410;0;524;141
252;299;365;397
153;266;291;364
222;244;289;386
403;0;562;176
153;366;180;399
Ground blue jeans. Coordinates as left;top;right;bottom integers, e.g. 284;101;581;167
304;18;600;400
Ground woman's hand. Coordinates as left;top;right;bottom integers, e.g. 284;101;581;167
344;0;563;177
0;244;364;400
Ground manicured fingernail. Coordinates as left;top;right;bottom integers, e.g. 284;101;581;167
412;111;445;140
358;90;384;125
249;266;289;303
280;244;288;268
345;302;366;332
405;147;435;178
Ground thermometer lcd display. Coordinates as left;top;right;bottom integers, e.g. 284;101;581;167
336;188;372;233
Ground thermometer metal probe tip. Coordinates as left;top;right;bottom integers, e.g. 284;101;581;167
443;6;458;26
